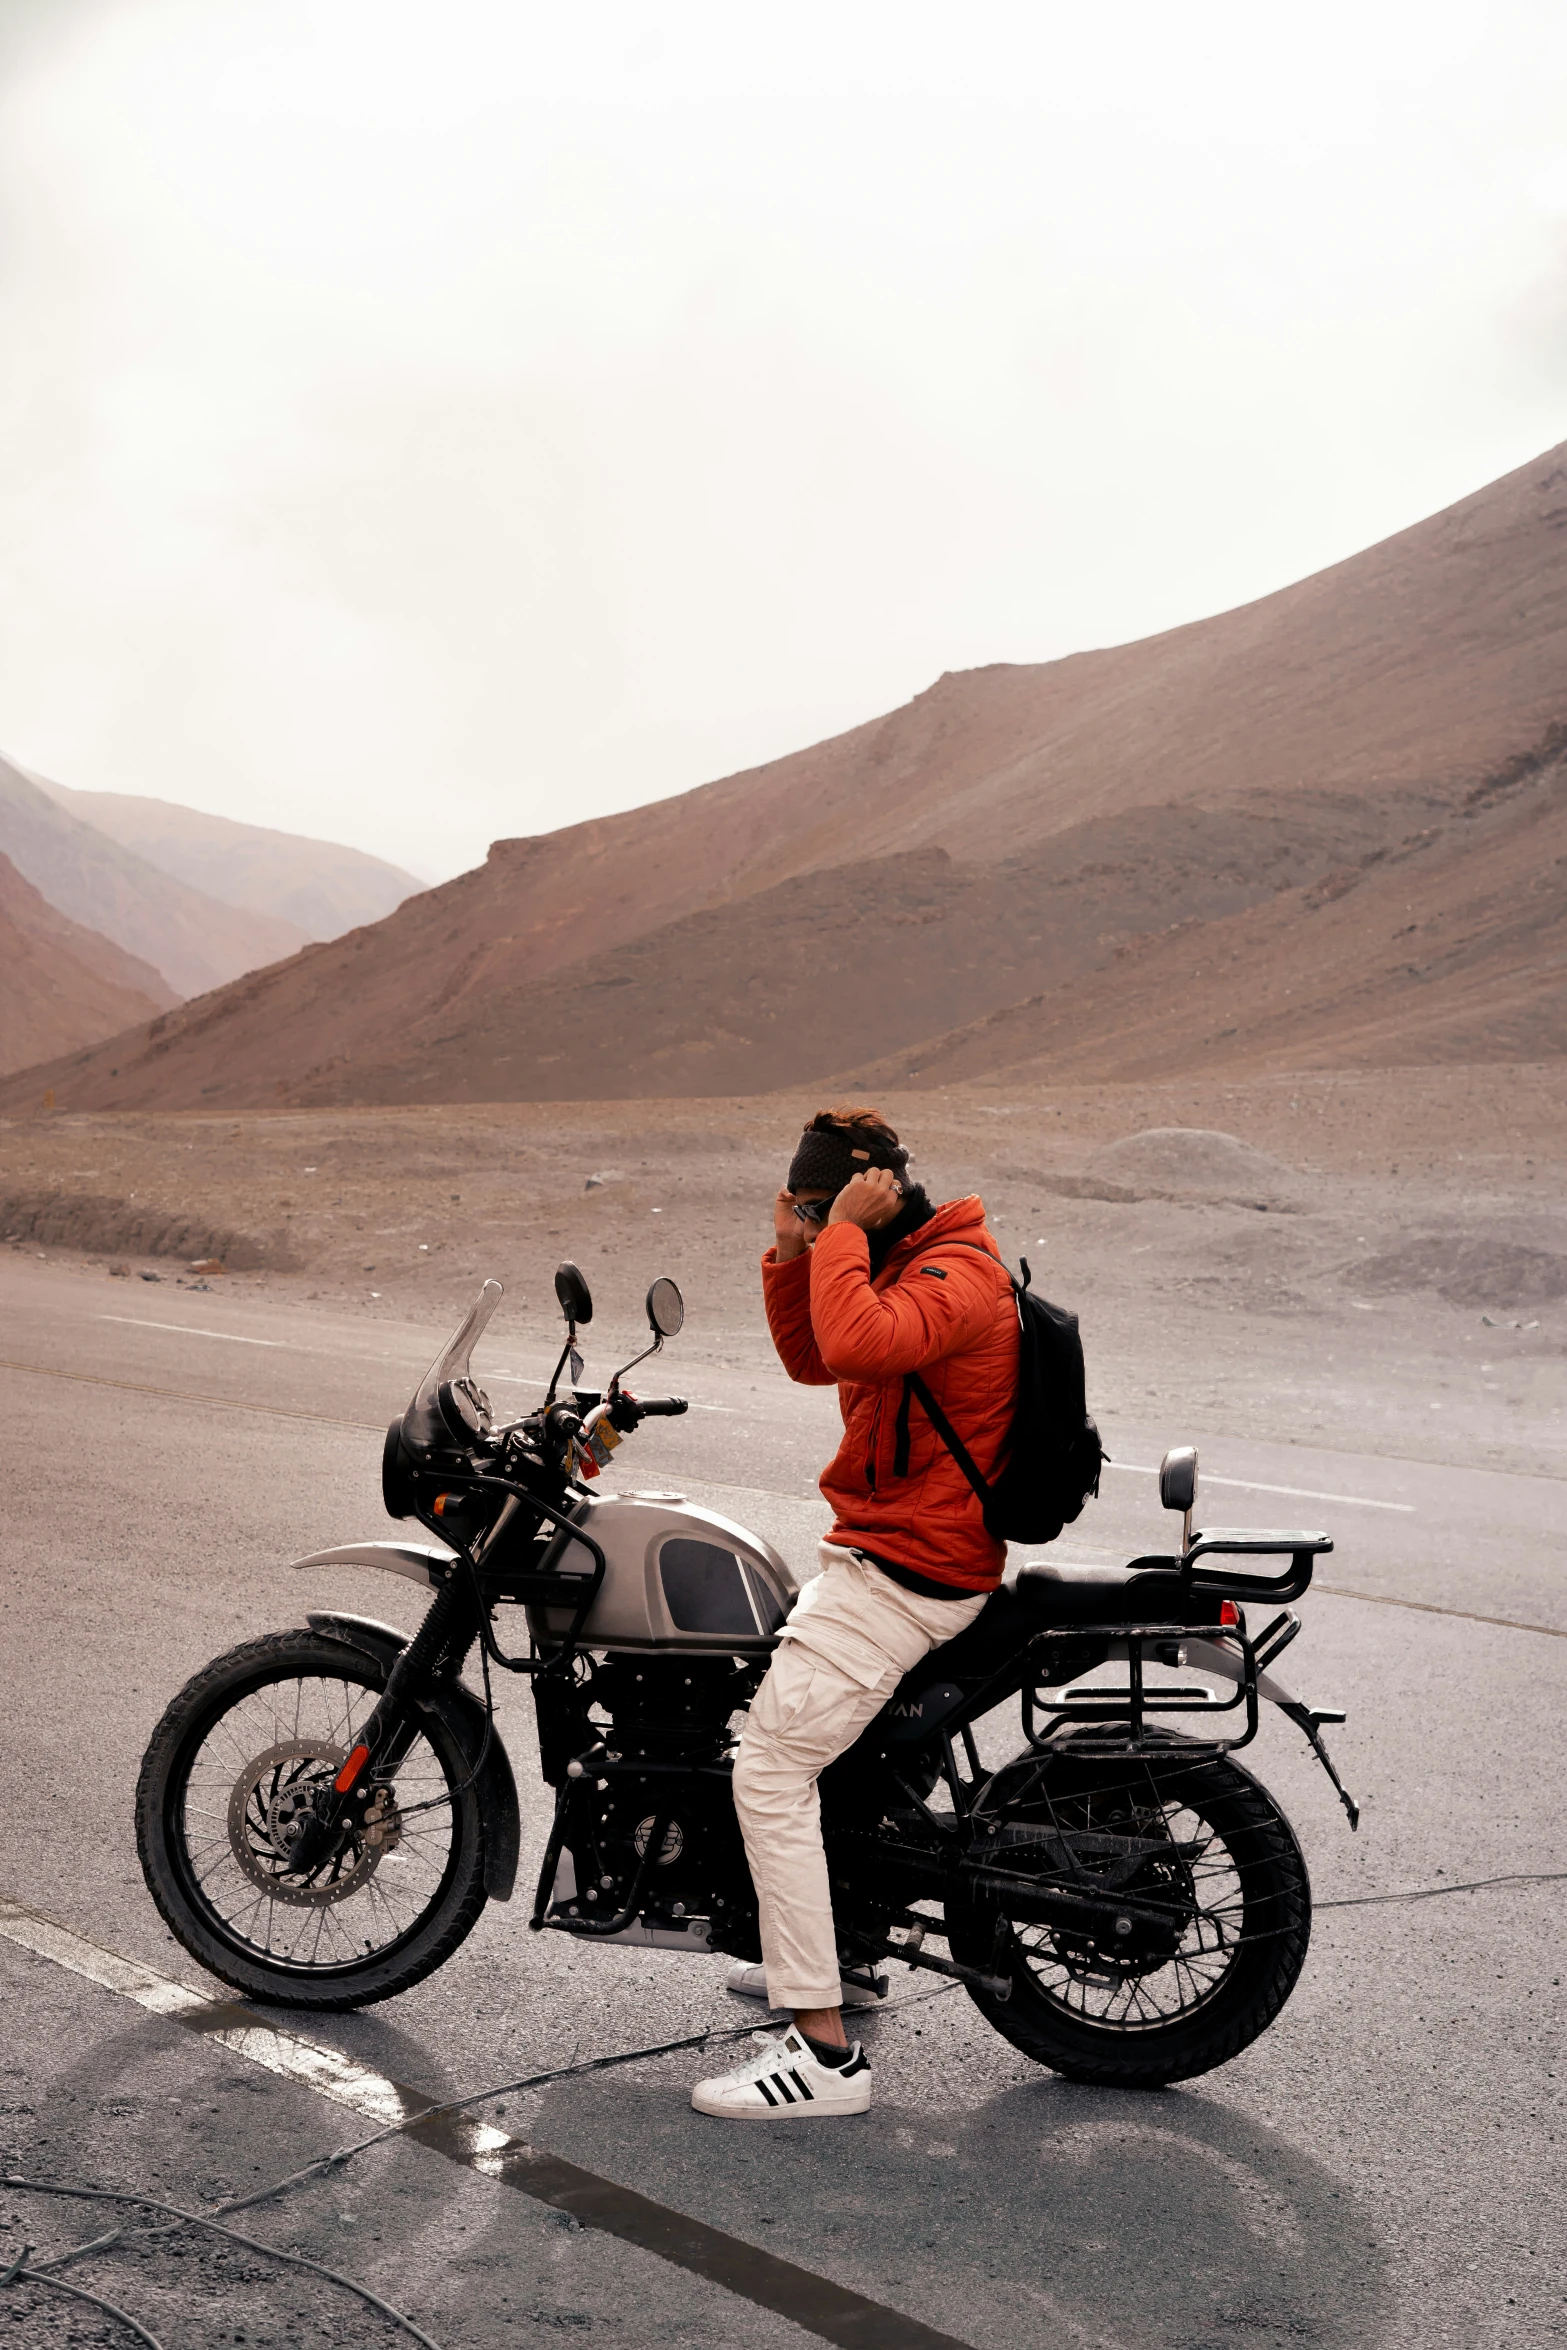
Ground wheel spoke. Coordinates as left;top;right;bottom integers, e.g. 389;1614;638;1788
170;1664;462;1974
986;1772;1261;2033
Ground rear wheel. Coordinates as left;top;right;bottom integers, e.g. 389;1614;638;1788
136;1630;488;2008
946;1738;1310;2086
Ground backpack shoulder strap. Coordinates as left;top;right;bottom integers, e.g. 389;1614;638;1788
885;1238;1017;1491
896;1369;993;1501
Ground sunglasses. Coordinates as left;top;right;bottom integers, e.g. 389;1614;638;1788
790;1177;903;1223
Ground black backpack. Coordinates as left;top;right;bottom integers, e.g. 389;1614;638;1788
890;1244;1104;1546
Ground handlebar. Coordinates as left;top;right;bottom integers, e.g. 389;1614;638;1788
635;1397;688;1418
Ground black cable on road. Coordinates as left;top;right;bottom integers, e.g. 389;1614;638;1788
216;1980;961;2222
2;1879;974;2350
2;2177;443;2350
1318;1868;1567;1910
4;1861;1561;2350
0;2248;167;2350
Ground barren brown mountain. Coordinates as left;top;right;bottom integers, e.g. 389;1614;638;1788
842;722;1567;1089
0;851;176;1076
5;437;1565;1111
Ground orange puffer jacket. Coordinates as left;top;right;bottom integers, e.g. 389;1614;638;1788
761;1195;1020;1592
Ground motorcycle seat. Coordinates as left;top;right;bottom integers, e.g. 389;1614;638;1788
1010;1557;1188;1626
870;1558;1209;1728
879;1558;1182;1707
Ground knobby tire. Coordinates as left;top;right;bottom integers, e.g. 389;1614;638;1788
135;1629;489;2009
946;1737;1311;2087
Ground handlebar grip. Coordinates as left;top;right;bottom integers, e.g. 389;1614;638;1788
638;1397;688;1417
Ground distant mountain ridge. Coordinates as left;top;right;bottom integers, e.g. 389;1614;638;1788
0;755;310;996
0;850;175;1076
5;435;1566;1110
35;779;422;940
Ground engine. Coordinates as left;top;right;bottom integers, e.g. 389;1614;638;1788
538;1653;764;1958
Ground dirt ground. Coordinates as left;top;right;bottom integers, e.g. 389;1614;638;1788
1;1060;1563;1482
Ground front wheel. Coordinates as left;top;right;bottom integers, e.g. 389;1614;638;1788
136;1630;488;2008
946;1738;1310;2087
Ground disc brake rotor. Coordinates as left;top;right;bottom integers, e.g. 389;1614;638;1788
226;1738;396;1907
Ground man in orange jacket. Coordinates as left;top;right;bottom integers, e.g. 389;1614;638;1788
691;1105;1019;2120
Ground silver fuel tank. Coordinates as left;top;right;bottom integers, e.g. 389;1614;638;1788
526;1488;801;1656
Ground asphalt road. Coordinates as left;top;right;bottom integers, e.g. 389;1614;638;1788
1;1252;1563;2349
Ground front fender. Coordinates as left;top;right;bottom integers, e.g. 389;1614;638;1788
305;1608;522;1900
290;1541;456;1587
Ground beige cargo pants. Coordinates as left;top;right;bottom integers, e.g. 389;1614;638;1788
731;1543;987;2012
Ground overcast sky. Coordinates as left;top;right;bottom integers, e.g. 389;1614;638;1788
1;0;1564;882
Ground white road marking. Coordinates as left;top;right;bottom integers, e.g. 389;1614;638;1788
0;1894;503;2153
100;1316;284;1348
1106;1460;1414;1512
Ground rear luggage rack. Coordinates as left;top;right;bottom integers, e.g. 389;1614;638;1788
1023;1619;1263;1753
1179;1529;1332;1607
1021;1529;1333;1759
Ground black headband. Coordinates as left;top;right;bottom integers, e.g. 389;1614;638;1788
786;1125;909;1197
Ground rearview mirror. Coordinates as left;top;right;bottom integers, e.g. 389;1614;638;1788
646;1276;685;1339
554;1262;594;1327
1159;1445;1197;1514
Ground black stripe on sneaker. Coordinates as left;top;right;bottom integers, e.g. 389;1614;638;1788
788;2069;815;2100
771;2073;795;2103
753;2076;778;2106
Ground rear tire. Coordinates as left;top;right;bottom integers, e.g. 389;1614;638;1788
136;1630;489;2009
946;1738;1310;2087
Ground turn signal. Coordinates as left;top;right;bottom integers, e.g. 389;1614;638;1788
1218;1600;1241;1629
334;1743;371;1793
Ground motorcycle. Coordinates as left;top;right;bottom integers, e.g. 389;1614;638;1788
136;1266;1359;2087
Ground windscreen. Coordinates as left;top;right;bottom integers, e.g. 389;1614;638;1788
400;1278;503;1456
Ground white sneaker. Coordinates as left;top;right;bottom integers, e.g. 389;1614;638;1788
725;1962;888;2011
692;2026;872;2119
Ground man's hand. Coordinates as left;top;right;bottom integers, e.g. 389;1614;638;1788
773;1188;810;1262
827;1167;905;1232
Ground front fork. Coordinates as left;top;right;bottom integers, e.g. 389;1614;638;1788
286;1571;481;1874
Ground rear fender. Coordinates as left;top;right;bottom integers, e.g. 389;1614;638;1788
1182;1634;1300;1712
1185;1635;1359;1828
305;1608;522;1900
